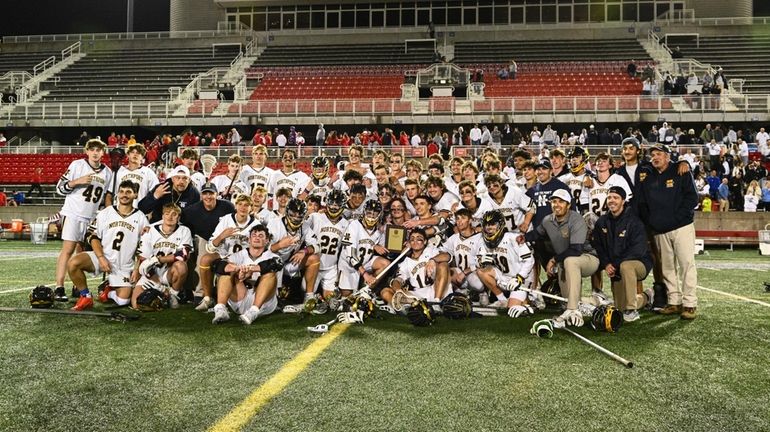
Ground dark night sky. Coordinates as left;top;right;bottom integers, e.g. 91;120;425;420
1;0;170;37
0;1;768;37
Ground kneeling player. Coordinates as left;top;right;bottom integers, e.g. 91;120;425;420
475;210;535;317
440;208;484;297
304;190;349;303
338;200;391;296
381;228;451;305
211;224;283;325
68;180;148;310
131;204;193;310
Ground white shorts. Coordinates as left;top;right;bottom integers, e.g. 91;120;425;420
277;261;302;289
409;285;451;302
317;268;338;293
493;268;528;302
228;292;277;316
452;269;484;292
61;216;90;242
337;260;360;292
86;251;133;288
137;265;171;289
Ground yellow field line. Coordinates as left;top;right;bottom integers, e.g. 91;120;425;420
697;285;770;308
208;323;350;432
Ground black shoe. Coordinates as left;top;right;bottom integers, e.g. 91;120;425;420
652;282;667;311
53;286;68;302
70;287;81;302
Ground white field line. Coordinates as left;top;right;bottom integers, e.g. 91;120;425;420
697;285;770;308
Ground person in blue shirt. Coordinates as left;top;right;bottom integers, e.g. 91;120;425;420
717;177;730;211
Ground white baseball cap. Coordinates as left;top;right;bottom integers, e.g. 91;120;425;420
169;165;190;178
550;189;572;204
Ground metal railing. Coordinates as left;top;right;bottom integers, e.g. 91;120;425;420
178;145;427;161
61;41;81;60
450;144;709;160
656;16;770;26
4;94;770;121
3;27;253;44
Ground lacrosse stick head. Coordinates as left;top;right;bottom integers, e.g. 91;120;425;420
391;290;420;312
200;154;218;179
307;324;329;334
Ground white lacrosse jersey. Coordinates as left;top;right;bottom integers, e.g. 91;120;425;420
114;165;159;208
57;159;114;221
270;169;310;198
228;248;281;285
432;191;460;214
240;165;275;194
343;201;366;220
444;175;462;198
489;186;534;233
474;232;534;278
253;208;277;225
562;172;590;208
267;216;312;263
87;206;148;271
210;174;250;201
306;212;350;271
300;177;334;205
586;174;633;217
455;197;497;228
340;219;385;268
396;246;443;292
190;171;207;191
138;222;193;267
210;214;261;257
441;232;481;272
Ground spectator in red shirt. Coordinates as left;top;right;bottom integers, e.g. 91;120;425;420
0;133;6;147
107;132;118;148
399;131;410;146
0;191;8;206
27;167;43;197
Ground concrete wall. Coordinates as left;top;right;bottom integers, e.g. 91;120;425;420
686;0;752;19
694;212;769;232
170;0;226;32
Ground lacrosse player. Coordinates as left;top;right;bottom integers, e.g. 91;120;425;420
298;156;334;204
179;148;207;191
381;228;451;306
211;223;283;325
267;198;320;301
250;185;277;225
53;138;114;302
210;154;249;201
484;174;534;234
303;190;350;301
441;208;484;298
475;210;536;315
131;203;193;310
67;180;148;310
195;195;260;311
562;146;591;214
114;143;159;208
338;200;391;295
453;180;496;228
269;149;309;208
240;144;275;194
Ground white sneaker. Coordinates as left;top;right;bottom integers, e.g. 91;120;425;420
195;296;213;312
212;304;230;324
591;290;612;306
578;302;597;317
479;292;490;307
623;309;640;322
488;299;507;309
529;292;546;311
239;307;260;325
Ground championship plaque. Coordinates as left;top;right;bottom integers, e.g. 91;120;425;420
385;225;407;253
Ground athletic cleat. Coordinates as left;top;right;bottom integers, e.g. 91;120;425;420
71;295;94;311
70;287;81;302
53;286;68;302
680;307;697;320
578;302;597;317
195;297;214;312
658;304;683;315
478;292;490;307
652;282;668;311
591;290;612;306
623;310;640;322
311;301;329;315
212;304;230;324
239;307;260;325
98;285;114;304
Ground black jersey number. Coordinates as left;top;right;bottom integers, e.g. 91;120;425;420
82;185;104;203
495;255;510;274
591;198;608;217
319;235;339;255
357;247;372;262
111;231;125;251
232;244;243;254
415;273;434;289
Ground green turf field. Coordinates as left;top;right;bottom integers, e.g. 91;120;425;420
1;240;769;432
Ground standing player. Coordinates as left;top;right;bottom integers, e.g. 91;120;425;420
180;148;208;191
562;147;591;213
381;228;451;305
195;195;260;311
240;144;275;195
583;153;633;227
210;154;249;201
338;200;391;295
67;180;149;310
210;224;283;325
54;138;114;301
114;143;159;207
132;204;193;309
298;156;334;204
485;174;534;234
475;210;536;314
269;149;309;208
303;190;350;301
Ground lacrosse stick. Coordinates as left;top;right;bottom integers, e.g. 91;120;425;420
518;286;607;314
560;326;634;368
307;316;338;334
391;290;421;312
200;154;218;180
0;307;140;323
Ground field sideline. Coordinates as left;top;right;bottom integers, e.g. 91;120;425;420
1;240;769;432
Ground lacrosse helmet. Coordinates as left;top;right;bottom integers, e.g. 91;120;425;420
590;304;623;333
325;189;346;220
311;156;329;180
568;146;589;174
362;199;382;230
285;198;307;232
481;210;506;249
29;285;54;309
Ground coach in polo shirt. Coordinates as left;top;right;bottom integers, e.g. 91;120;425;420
138;165;201;223
520;189;599;327
637;143;698;320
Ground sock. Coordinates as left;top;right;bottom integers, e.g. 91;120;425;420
169;288;179;297
496;293;507;303
109;291;130;306
249;305;261;316
79;288;91;297
201;296;210;304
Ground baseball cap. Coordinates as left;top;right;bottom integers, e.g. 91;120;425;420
169;165;190;178
649;143;671;154
200;182;217;193
608;186;627;200
550;189;572;204
534;159;552;170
